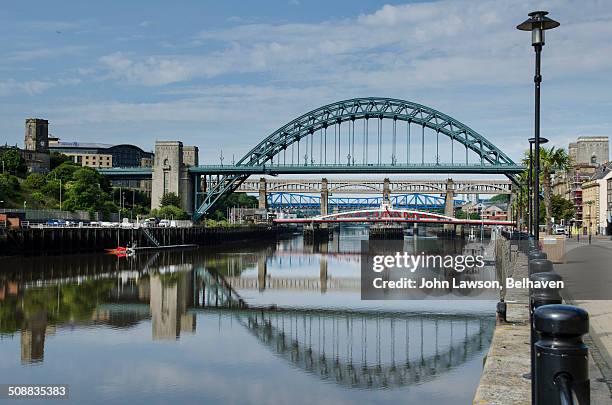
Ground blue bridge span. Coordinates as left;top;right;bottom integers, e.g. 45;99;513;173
267;192;464;211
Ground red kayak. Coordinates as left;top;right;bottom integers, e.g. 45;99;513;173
105;246;128;255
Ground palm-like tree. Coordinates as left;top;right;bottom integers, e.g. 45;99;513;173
522;146;572;234
512;171;529;231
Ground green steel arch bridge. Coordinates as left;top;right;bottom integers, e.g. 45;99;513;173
98;97;524;221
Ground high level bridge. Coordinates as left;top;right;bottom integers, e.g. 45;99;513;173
97;97;523;221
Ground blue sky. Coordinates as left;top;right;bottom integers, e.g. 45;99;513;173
1;0;611;164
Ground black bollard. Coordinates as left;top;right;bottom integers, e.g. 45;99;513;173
531;272;563;308
496;300;507;323
528;271;563;401
529;258;553;276
528;249;547;263
534;304;590;405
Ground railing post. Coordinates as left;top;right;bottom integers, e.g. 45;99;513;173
526;259;557;397
534;304;590;405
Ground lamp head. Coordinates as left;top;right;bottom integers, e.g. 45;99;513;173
528;137;549;144
517;11;560;46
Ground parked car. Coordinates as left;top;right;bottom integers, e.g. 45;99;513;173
46;219;66;227
553;225;566;235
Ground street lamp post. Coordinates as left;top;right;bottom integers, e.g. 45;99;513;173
528;137;548;237
518;11;560;245
528;140;533;234
587;201;593;244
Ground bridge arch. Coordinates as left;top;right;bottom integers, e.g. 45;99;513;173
268;182;319;192
394;183;445;193
456;184;510;194
329;183;382;193
195;97;519;220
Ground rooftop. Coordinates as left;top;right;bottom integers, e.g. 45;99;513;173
49;141;114;149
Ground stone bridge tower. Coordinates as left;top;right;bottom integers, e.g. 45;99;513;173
151;141;198;214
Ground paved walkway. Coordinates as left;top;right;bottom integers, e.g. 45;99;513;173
474;241;612;404
561;237;612;403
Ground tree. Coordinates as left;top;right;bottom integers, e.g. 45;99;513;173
47;161;79;183
23;173;47;190
551;195;574;223
50;152;72;170
456;209;480;220
151;205;189;220
509;171;528;230
210;192;259;220
160;192;182;207
489;194;510;204
62;167;113;212
523;146;571;234
0;173;20;202
0;148;27;177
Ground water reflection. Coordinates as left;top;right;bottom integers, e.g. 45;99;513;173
0;229;495;402
240;310;491;389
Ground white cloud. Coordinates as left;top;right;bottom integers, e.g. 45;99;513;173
97;0;612;92
4;46;86;63
6;0;612;164
0;79;55;96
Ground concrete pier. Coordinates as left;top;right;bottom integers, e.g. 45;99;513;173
369;225;403;239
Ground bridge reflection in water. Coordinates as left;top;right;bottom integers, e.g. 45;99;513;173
192;263;494;390
1;236;494;395
237;309;492;389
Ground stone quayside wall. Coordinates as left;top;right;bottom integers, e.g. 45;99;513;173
0;226;279;256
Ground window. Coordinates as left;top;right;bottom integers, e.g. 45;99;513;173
591;155;597;164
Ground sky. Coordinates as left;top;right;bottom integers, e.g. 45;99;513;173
1;0;611;165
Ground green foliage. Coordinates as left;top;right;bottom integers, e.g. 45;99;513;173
50;152;72;170
111;188;151;216
0;173;20;202
489;194;509;204
62;167;114;213
210;192;259;220
0;148;27;177
31;191;46;204
0;279;116;335
42;178;62;200
160;192;182;207
551;195;575;222
151;204;189;220
456;209;480;220
47;161;80;183
522;146;572;231
205;218;233;227
0;160;142;213
23;173;47;190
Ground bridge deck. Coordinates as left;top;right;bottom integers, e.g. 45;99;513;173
189;163;524;175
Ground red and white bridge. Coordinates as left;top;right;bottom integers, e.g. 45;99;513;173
273;206;515;226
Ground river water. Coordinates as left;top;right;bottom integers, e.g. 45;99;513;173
0;227;495;404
